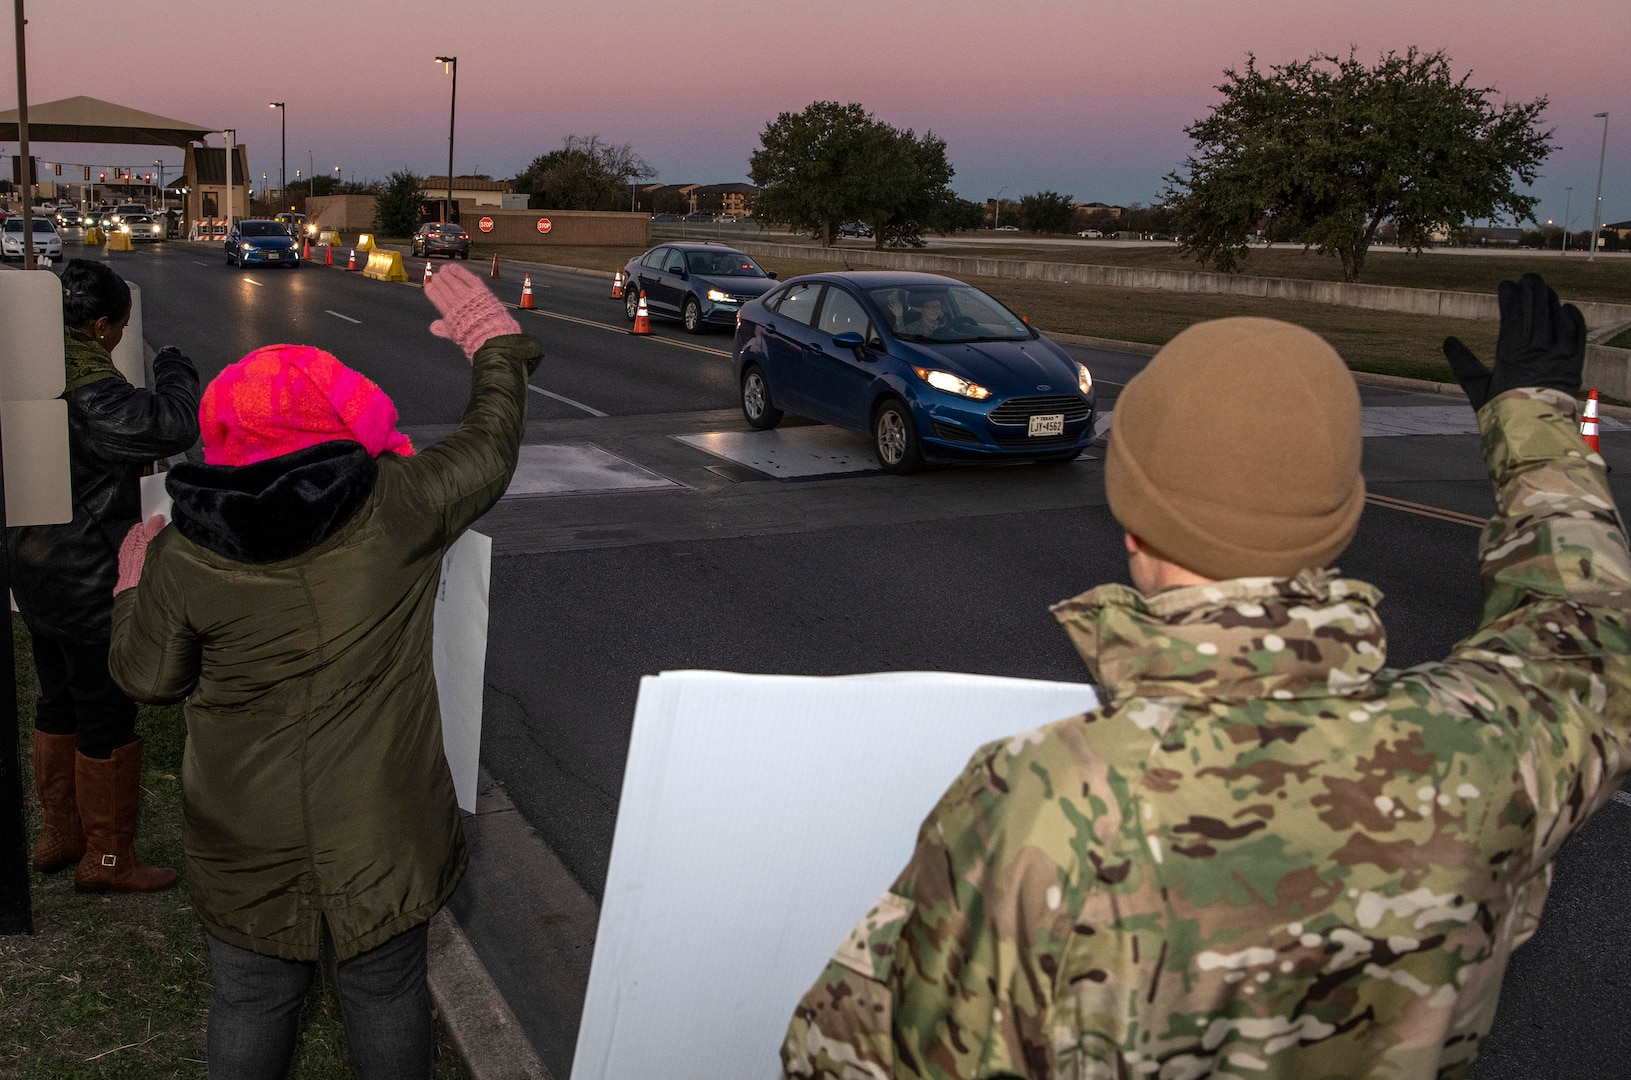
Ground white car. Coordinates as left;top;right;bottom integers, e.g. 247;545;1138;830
1077;229;1103;239
119;214;167;243
1;216;63;261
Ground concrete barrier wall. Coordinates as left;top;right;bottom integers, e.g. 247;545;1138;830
1585;345;1631;402
305;195;379;232
459;209;649;248
733;242;1631;329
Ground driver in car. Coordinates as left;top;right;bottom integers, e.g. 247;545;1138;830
902;295;949;337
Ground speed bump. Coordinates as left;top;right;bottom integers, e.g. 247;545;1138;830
363;248;409;282
356;233;376;252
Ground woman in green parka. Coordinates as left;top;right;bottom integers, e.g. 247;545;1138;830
108;263;539;1080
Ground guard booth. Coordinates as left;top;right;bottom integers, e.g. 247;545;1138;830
418;198;460;226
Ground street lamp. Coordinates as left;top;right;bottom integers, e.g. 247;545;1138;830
1589;112;1609;263
1563;187;1573;254
993;185;1008;229
434;56;457;223
268;102;285;204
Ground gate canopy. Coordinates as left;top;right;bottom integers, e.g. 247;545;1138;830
0;95;213;147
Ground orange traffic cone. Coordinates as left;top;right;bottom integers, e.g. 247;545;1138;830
520;273;536;310
611;269;624;299
347;248;357;271
490;253;501;279
423;259;434;287
325;243;333;266
302;237;310;260
1582;388;1602;454
631;291;651;335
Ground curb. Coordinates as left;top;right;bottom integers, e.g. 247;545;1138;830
428;908;554;1080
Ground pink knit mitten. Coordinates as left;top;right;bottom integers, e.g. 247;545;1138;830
424;263;521;359
114;515;167;596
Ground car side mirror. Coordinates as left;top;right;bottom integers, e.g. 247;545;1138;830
833;331;867;355
671;269;687;279
766;271;778;279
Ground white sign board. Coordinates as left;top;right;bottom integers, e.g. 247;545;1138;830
110;282;145;388
432;529;492;813
0;269;71;526
571;670;1101;1080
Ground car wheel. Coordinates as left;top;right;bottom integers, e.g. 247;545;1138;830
741;364;783;430
873;398;925;474
460;250;470;260
683;296;703;334
624;286;640;322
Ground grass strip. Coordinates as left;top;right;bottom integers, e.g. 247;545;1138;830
1;615;468;1079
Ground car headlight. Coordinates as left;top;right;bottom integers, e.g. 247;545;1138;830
120;225;130;233
706;289;732;303
241;243;254;251
914;367;992;400
1077;363;1093;393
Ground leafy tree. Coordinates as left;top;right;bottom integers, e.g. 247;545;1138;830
1162;48;1552;281
1018;191;1075;233
930;198;986;235
514;135;655;211
750;101;955;248
374;169;423;237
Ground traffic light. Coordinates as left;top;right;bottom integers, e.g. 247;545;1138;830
54;163;61;176
83;166;90;181
99;172;105;181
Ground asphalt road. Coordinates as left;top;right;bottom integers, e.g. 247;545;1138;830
57;235;1631;1078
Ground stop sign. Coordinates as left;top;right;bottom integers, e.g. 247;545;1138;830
477;216;494;233
536;217;552;234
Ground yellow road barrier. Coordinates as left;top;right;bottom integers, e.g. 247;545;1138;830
319;229;343;246
362;248;408;282
84;226;104;245
106;231;134;252
356;233;376;252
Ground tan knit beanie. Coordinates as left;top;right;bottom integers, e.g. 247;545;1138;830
1104;317;1364;581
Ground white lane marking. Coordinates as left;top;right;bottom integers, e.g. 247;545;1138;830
325;309;361;324
1613;789;1631;809
191;260;209;266
242;277;263;287
527;384;608;418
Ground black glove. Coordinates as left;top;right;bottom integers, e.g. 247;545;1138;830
1443;273;1585;411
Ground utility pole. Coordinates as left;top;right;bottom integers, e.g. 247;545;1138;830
268;102;285;206
3;0;36;938
1591;111;1604;262
434;57;457;223
1562;188;1573;254
13;0;33;268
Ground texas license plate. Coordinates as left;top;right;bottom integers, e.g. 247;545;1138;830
1028;414;1065;437
264;251;281;259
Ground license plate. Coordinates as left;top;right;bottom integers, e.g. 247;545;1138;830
263;251;281;259
1028;414;1065;437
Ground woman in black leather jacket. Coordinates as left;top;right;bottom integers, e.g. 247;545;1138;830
7;258;200;894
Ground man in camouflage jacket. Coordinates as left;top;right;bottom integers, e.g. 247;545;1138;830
783;275;1631;1079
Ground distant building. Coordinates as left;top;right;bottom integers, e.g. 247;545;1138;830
1606;219;1631;241
179;144;250;223
695;183;758;217
421;175;513;207
1075;201;1124;219
649;183;701;215
1465;226;1524;248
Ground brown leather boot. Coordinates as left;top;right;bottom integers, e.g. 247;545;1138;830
31;731;85;872
74;739;178;894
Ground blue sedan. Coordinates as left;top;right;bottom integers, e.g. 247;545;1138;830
225;220;300;269
733;272;1096;473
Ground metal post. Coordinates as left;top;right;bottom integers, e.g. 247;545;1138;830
1562;188;1573;254
13;0;33;269
223;129;234;230
2;0;35;937
269;102;285;208
435;57;457;223
1589;113;1609;263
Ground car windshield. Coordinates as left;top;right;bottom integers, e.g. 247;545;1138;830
4;218;55;233
685;250;766;278
125;216;152;224
240;222;287;237
868;284;1031;343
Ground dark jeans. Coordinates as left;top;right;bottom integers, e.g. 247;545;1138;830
30;631;137;759
206;922;433;1080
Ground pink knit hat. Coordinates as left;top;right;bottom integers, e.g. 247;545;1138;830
199;344;415;466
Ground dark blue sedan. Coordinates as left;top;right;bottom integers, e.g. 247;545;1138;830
622;242;779;333
225;219;299;269
733;272;1096;473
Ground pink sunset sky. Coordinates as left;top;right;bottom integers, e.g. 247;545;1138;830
7;0;1629;226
